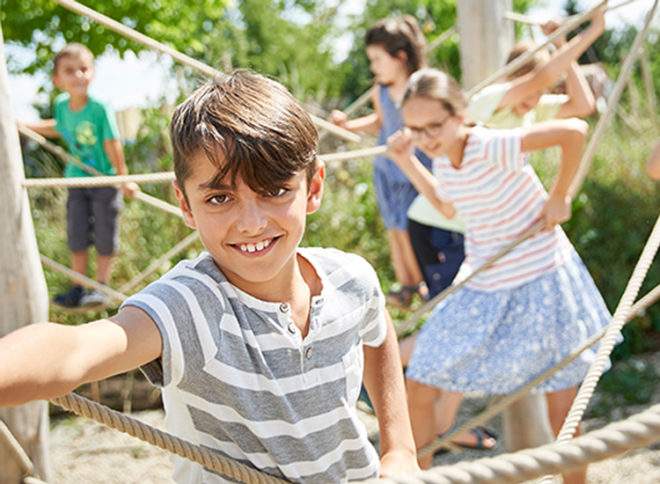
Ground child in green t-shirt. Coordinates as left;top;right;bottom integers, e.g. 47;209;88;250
19;43;139;308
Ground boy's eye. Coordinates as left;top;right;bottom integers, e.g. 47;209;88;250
208;194;229;205
265;187;288;197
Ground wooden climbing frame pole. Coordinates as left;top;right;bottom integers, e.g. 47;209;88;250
0;24;52;483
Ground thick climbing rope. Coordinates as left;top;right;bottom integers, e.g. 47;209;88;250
552;214;660;446
22;172;175;188
53;0;363;145
50;393;288;484
359;403;660;484
40;255;127;302
0;418;35;477
118;230;200;294
395;1;655;338
19;125;181;216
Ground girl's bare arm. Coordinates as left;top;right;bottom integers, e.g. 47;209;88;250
521;118;588;228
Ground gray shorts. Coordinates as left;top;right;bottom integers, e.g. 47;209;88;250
66;187;123;256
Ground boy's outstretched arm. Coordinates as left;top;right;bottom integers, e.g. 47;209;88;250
498;4;606;111
17;119;60;138
363;312;420;477
0;307;161;407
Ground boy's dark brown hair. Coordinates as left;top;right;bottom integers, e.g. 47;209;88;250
365;15;427;75
53;43;94;74
170;71;319;200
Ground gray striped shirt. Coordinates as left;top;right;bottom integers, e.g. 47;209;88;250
122;247;387;483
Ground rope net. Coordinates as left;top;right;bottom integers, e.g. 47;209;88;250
5;0;659;482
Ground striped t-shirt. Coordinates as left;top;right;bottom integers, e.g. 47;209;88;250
122;247;387;483
433;126;573;291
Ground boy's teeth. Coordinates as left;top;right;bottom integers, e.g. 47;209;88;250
239;239;271;253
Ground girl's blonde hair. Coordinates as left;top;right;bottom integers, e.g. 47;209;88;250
505;41;551;80
402;68;466;115
365;15;427;75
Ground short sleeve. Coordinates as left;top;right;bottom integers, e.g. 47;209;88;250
533;94;568;123
466;82;512;124
488;128;526;172
95;100;120;142
431;158;454;203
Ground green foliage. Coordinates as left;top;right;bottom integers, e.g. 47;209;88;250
1;0;230;74
587;357;659;419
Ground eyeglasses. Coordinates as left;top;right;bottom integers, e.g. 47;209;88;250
408;116;452;139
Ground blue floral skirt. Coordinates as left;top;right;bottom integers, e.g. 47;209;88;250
405;251;614;394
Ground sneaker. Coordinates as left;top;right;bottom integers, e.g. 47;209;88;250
80;289;110;307
53;285;85;308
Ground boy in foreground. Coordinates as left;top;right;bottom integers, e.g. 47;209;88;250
1;72;419;483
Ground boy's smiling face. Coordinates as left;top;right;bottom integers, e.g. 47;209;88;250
52;53;94;98
175;149;324;298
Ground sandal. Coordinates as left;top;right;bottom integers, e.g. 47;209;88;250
386;285;415;309
434;425;498;456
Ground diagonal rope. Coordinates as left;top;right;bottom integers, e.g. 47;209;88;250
466;1;607;99
53;0;362;145
0;418;35;476
118;230;200;294
50;393;288;484
553;213;660;445
40;254;127;302
503;0;640;26
361;403;660;484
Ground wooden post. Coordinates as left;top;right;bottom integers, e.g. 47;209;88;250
456;0;515;90
0;24;52;482
457;0;554;451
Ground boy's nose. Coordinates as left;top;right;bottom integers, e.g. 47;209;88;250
236;200;268;234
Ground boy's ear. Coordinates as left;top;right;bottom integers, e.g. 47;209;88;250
396;49;408;65
52;73;62;90
173;180;197;229
306;163;325;215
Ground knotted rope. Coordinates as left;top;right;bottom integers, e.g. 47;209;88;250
50;393;288;484
360;403;660;484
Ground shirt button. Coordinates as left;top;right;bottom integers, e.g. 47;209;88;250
279;302;289;312
287;322;296;334
305;347;313;359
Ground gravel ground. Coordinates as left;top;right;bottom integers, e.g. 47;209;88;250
46;353;659;484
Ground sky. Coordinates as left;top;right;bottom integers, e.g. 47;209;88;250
5;0;656;122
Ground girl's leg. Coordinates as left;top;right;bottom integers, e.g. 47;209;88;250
389;229;427;298
546;387;586;484
433;392;496;449
398;334;418;368
407;378;448;469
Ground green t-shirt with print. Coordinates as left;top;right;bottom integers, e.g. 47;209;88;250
54;93;120;177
